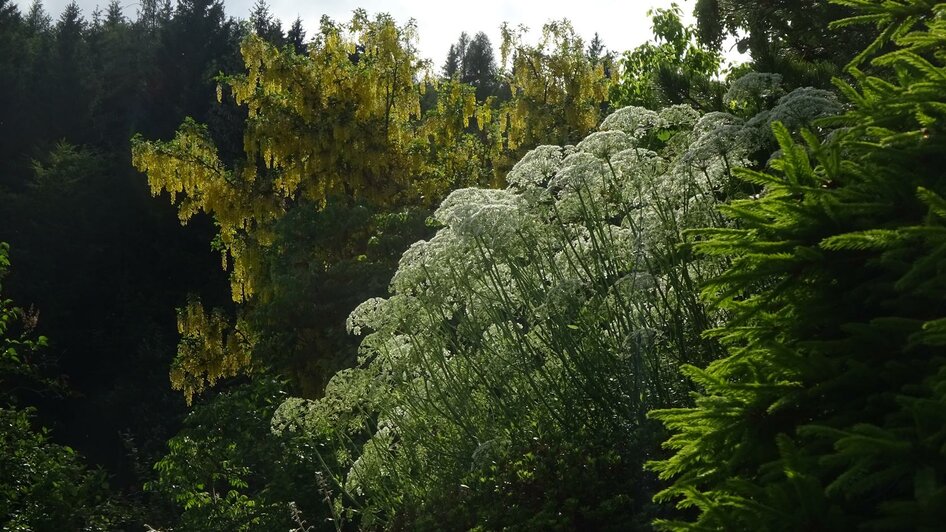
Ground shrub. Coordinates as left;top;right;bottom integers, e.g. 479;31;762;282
272;87;839;528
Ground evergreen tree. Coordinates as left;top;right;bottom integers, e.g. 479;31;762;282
0;0;26;184
0;0;237;499
104;0;123;26
87;0;141;146
443;31;498;100
150;0;240;131
138;0;158;32
286;16;305;55
650;1;946;528
461;31;499;101
249;0;283;45
137;0;171;34
443;43;460;78
51;2;92;142
25;0;49;29
587;32;605;64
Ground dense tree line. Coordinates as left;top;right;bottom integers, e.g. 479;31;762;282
3;0;944;529
0;0;247;524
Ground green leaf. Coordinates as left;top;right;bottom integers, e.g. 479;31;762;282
820;229;906;251
917;187;946;219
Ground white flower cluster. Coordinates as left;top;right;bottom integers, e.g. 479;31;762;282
351;104;721;420
346;297;388;336
274;96;831;505
682;112;752;167
433;187;527;245
760;87;841;131
599;105;661;138
598;104;700;141
575;130;635;159
683;84;840;173
657;104;702;130
725;72;785;110
506;145;572;190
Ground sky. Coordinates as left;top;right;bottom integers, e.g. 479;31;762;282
15;0;699;67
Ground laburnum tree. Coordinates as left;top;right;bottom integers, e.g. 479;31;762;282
132;10;496;401
650;0;946;529
499;19;613;153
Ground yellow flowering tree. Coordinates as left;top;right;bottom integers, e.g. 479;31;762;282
499;19;613;153
132;11;495;401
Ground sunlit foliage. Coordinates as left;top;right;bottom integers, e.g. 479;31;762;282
650;1;946;528
133;11;496;400
612;5;725;111
500;19;613;152
268;85;836;525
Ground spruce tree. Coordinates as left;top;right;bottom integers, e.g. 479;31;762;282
249;0;283;46
443;43;459;78
286;16;305;55
461;32;499;100
650;1;946;529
